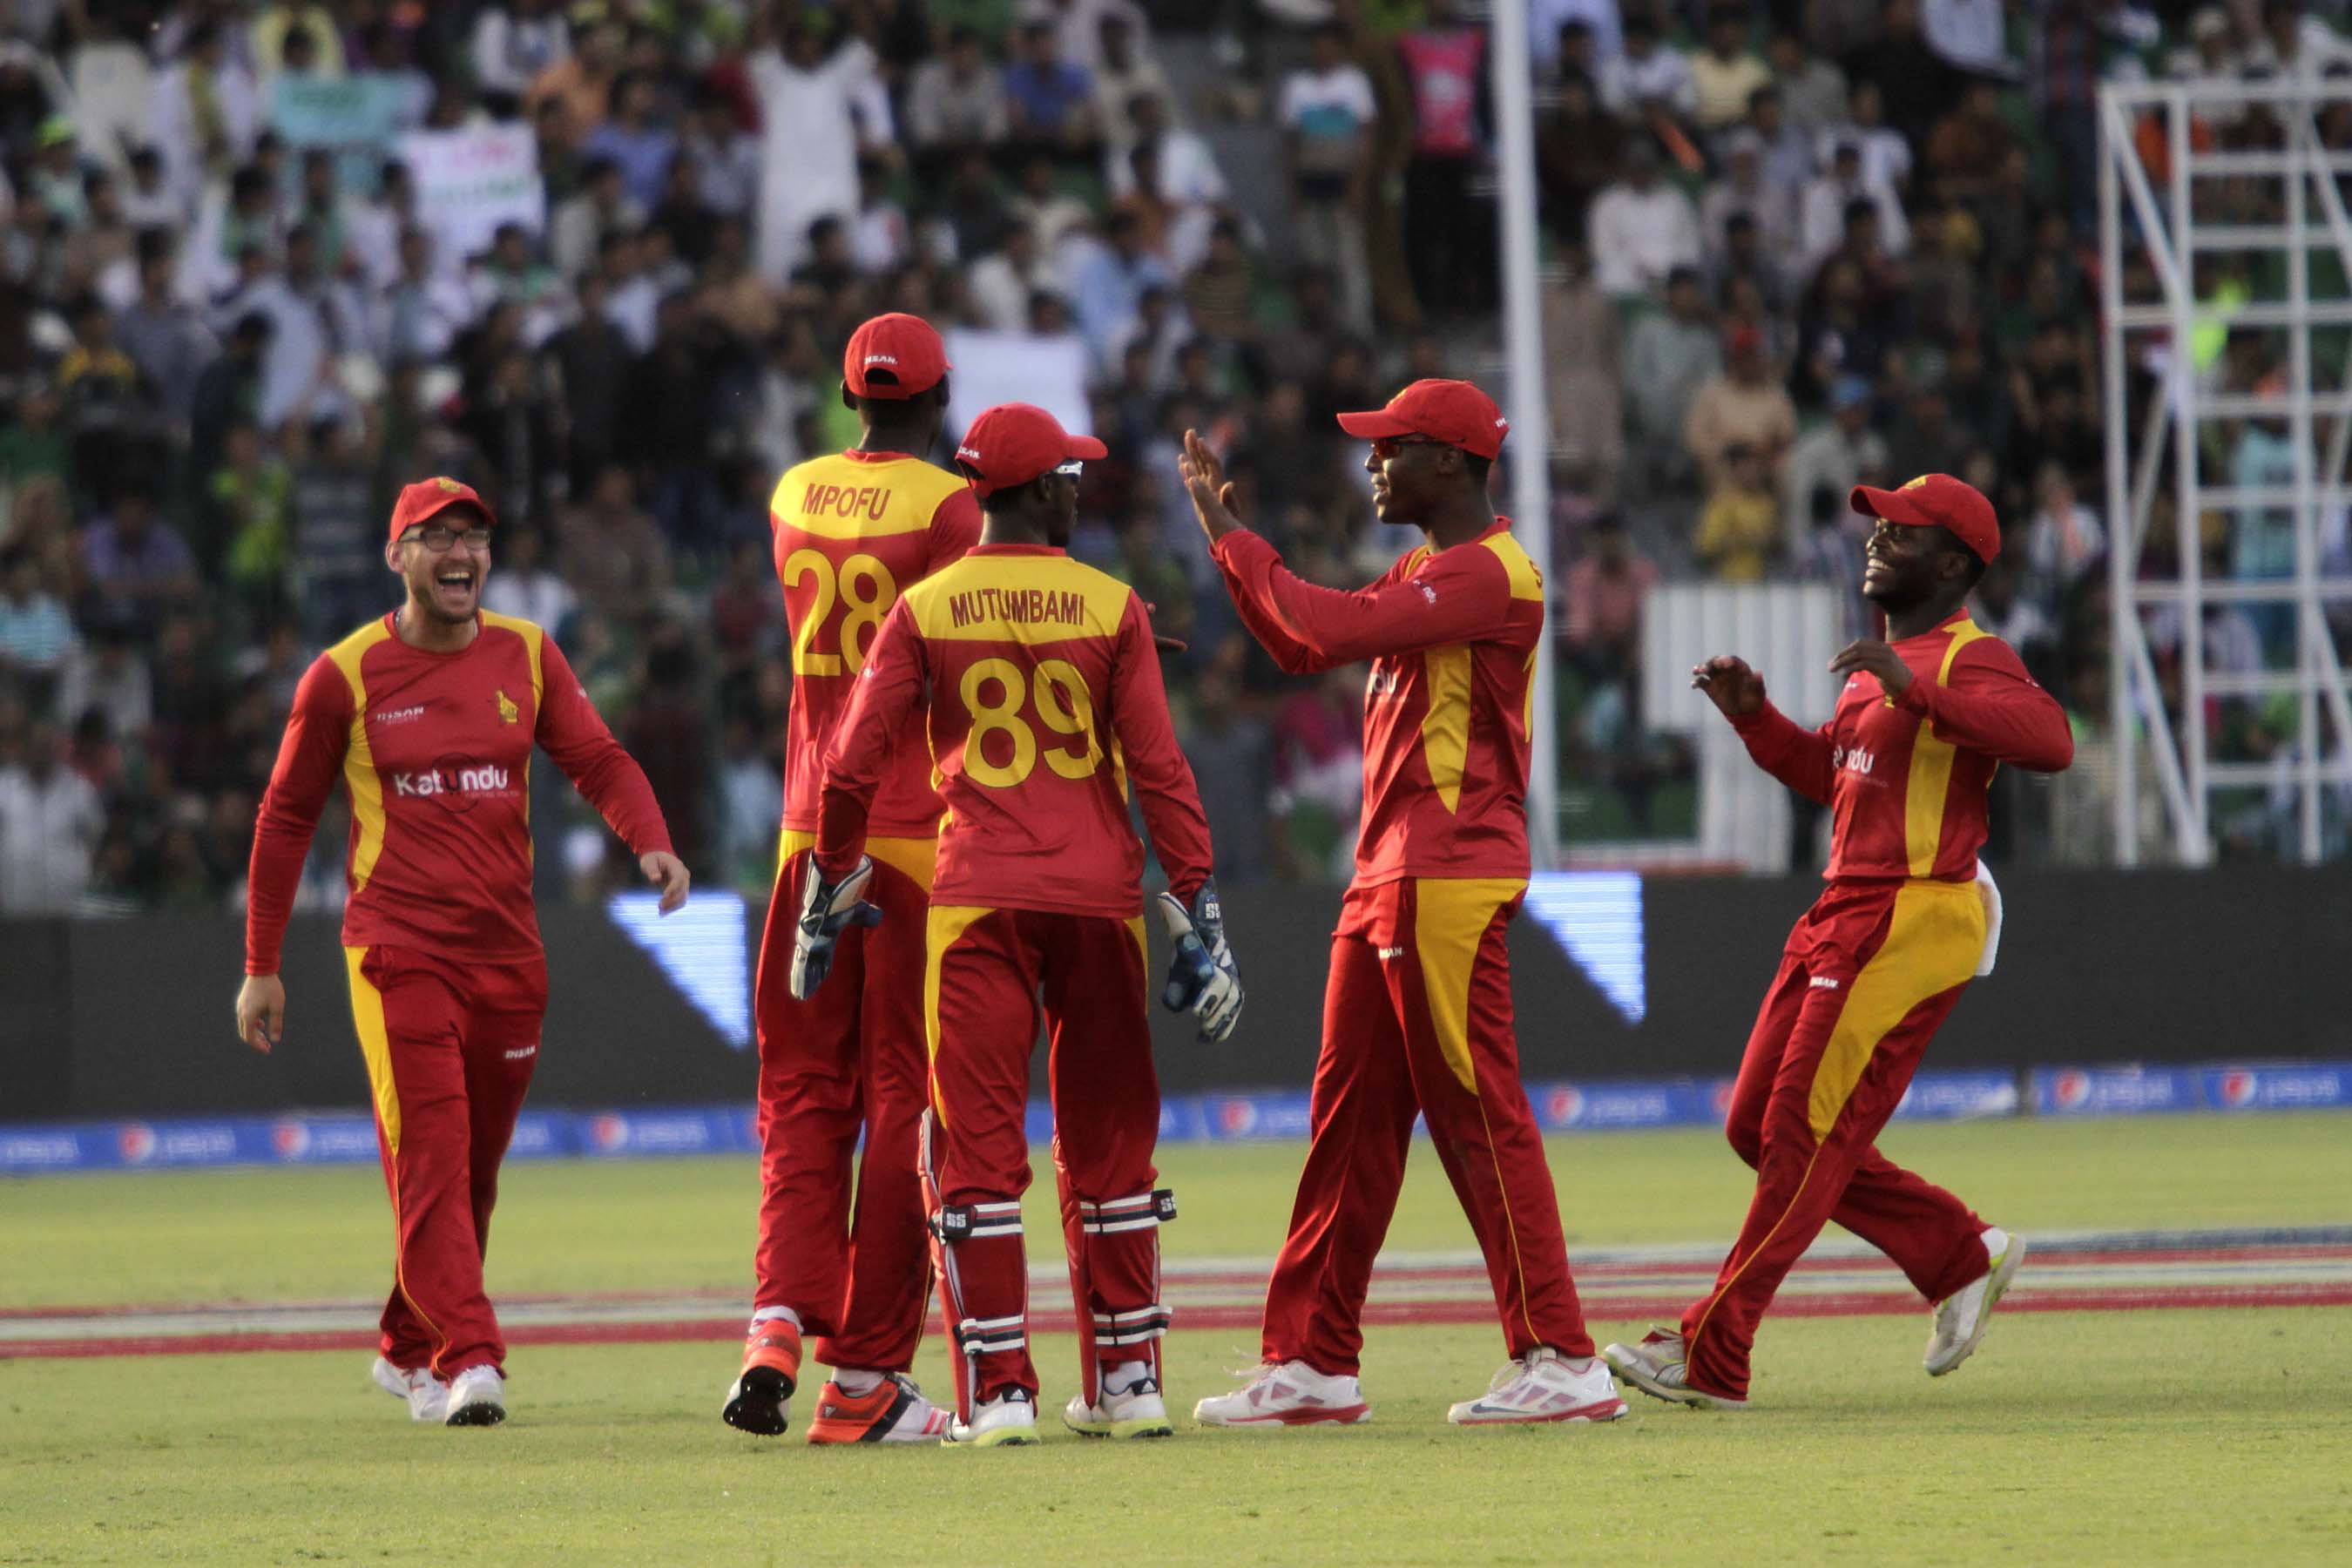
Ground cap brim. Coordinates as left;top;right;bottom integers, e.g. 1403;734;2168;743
1065;434;1108;461
1850;484;1930;528
1336;409;1416;440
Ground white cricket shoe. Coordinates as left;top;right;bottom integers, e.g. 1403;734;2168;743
1192;1360;1370;1428
1926;1227;2025;1376
1600;1328;1747;1411
443;1364;508;1427
370;1355;449;1423
944;1387;1039;1447
1064;1375;1176;1440
1448;1347;1630;1425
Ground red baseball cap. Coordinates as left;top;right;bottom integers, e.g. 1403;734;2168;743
1850;473;2001;564
1336;378;1510;461
843;312;949;399
953;402;1107;498
388;476;496;545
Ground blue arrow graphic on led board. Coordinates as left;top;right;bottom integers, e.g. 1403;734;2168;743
605;892;752;1048
1522;871;1646;1024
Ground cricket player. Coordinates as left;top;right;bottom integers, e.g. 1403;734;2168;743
724;313;980;1443
236;477;687;1427
1180;380;1626;1428
794;401;1240;1448
1605;475;2073;1409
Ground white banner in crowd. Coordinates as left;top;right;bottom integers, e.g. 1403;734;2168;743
270;73;411;192
398;124;546;263
942;329;1095;443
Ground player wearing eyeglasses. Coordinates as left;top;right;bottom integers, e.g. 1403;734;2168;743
1180;380;1626;1429
236;477;688;1429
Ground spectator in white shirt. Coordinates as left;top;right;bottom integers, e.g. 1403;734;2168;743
0;722;103;916
1279;24;1379;332
1818;80;1913;199
1093;12;1173;154
1588;139;1701;297
1599;15;1696;121
906;27;1011;159
1699;129;1799;283
968;222;1061;334
1801;141;1908;274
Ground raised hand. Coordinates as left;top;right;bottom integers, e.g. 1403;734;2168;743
1690;654;1767;718
1178;428;1244;544
1827;639;1913;699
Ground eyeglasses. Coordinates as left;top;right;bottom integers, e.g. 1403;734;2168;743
401;524;494;551
1369;436;1447;460
1053;460;1085;477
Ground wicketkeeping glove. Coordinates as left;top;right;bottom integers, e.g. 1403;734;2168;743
1154;878;1243;1044
788;855;882;1001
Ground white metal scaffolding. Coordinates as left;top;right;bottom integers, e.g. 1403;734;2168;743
2100;79;2352;865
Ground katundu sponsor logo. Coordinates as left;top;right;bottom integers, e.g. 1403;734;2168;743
1830;744;1876;776
392;762;514;798
1367;667;1402;699
374;705;427;726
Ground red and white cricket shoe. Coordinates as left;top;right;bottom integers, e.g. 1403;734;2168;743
805;1374;954;1444
1447;1347;1629;1425
1192;1360;1370;1428
370;1355;449;1423
1601;1328;1747;1411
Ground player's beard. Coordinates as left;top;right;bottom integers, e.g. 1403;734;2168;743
408;556;485;625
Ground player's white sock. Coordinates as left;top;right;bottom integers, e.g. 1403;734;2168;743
832;1368;885;1396
749;1306;802;1333
1103;1359;1152;1396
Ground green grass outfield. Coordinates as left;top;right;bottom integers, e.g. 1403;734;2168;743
3;1115;2350;1565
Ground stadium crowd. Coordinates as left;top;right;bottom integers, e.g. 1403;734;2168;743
0;0;2343;916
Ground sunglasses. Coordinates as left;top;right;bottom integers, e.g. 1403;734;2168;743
1369;435;1447;460
401;524;494;551
1053;460;1085;477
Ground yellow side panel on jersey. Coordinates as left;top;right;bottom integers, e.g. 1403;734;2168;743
1806;879;1985;1139
478;610;545;711
905;555;1134;644
772;455;967;541
1411;877;1526;1094
326;619;395;892
923;905;996;1129
1902;619;1990;877
343;946;402;1153
1420;645;1473;813
775;828;937;893
1478;531;1546;601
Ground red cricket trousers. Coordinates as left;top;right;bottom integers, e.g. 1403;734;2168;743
750;834;935;1372
921;904;1166;1416
344;943;545;1381
1680;878;1994;1400
1260;877;1596;1377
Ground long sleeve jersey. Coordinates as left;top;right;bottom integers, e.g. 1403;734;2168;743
1729;609;2073;882
772;449;983;836
245;611;673;973
1211;520;1545;886
814;544;1213;918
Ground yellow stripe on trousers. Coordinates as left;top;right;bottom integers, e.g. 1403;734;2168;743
342;944;446;1367
1409;877;1538;1348
923;905;995;1131
1804;879;1987;1139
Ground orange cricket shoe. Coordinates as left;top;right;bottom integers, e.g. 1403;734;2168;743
720;1319;803;1436
805;1374;955;1444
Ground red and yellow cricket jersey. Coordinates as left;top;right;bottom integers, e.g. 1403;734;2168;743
815;544;1213;918
245;611;673;973
1730;610;2074;881
1211;520;1545;886
772;449;981;836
